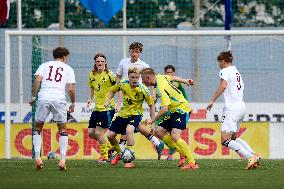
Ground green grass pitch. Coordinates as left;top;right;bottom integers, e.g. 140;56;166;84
0;159;283;189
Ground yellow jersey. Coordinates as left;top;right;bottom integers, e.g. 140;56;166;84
155;74;190;114
88;71;116;111
111;80;154;117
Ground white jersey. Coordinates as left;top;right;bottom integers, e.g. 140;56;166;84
35;61;76;101
116;58;149;79
219;66;245;111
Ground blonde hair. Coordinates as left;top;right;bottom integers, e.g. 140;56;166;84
92;52;110;74
140;68;155;76
128;67;140;75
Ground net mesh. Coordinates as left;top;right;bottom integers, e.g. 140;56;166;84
7;33;284;104
4;0;284;29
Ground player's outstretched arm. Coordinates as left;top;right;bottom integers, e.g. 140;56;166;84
147;106;168;125
171;76;194;86
115;75;123;112
67;83;76;113
148;104;156;130
207;79;227;111
104;91;115;109
87;87;94;108
29;75;43;106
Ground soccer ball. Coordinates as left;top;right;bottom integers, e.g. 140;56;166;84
47;151;58;160
121;148;135;163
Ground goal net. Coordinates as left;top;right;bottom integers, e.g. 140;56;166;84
3;30;284;159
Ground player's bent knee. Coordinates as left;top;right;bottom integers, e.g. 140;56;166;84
107;131;116;139
35;122;44;130
171;135;180;142
88;129;94;137
126;125;135;133
138;126;148;135
57;123;67;132
154;130;163;139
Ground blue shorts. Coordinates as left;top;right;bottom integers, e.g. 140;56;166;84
109;115;142;135
158;112;190;132
88;109;115;129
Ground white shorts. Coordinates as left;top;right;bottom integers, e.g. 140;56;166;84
220;106;246;133
35;100;67;123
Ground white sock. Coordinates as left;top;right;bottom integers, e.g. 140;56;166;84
147;134;160;146
119;140;126;152
120;144;125;152
235;138;255;156
33;132;42;159
59;133;68;160
226;139;252;159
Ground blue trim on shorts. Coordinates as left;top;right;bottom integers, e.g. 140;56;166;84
88;109;115;129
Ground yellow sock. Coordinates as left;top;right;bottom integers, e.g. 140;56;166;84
114;143;121;154
100;143;109;159
176;138;195;164
162;134;182;154
106;140;113;150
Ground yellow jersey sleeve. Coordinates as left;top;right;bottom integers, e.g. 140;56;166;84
88;72;94;88
156;74;190;113
139;84;154;106
108;71;116;85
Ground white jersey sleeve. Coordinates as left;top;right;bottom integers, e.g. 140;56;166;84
35;64;45;76
219;69;229;82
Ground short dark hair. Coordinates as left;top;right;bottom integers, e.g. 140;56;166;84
164;65;175;73
129;42;143;53
217;51;233;63
53;47;70;59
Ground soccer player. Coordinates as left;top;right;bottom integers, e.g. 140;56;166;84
206;51;260;170
164;64;189;160
104;67;155;168
140;68;199;170
86;52;116;163
29;47;76;171
115;42;164;159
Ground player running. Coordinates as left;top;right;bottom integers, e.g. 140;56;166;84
115;42;164;159
104;67;155;168
86;52;116;163
207;51;260;170
140;68;199;170
29;47;76;171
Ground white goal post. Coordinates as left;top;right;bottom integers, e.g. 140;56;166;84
4;29;284;159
